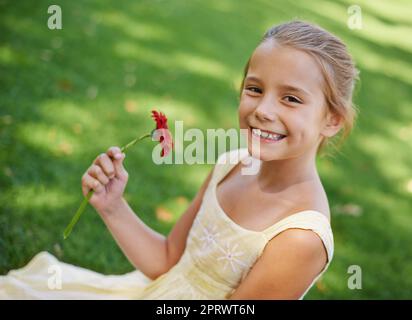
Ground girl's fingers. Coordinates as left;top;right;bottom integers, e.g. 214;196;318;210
113;153;128;179
106;146;127;179
107;146;122;161
89;147;127;182
88;164;110;185
82;174;104;194
94;153;115;178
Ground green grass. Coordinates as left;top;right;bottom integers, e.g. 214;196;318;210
1;0;411;299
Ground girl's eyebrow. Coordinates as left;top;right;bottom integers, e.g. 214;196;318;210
245;76;311;97
245;75;262;83
279;84;311;97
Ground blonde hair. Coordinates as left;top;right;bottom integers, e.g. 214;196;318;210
239;20;359;157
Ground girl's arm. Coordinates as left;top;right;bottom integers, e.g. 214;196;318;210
165;169;214;268
100;199;170;280
228;228;328;299
101;168;213;280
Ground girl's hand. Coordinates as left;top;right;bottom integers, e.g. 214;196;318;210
81;146;128;216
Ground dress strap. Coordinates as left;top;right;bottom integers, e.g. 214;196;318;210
261;210;334;263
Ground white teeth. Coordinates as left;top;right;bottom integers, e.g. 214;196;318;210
252;128;285;141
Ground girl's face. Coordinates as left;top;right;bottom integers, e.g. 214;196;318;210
239;40;339;161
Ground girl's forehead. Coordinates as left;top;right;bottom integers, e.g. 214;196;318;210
248;41;324;89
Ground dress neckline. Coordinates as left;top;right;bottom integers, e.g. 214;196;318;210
212;149;330;235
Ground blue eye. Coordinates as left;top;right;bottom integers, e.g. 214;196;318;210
284;95;302;104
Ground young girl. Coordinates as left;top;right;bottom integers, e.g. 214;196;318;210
0;20;358;299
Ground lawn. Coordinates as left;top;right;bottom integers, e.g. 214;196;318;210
1;0;411;299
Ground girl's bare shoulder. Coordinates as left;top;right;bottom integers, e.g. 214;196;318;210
284;179;331;222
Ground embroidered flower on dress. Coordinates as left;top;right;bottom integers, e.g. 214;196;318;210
217;242;247;273
198;224;220;252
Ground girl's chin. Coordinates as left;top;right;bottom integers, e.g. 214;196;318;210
246;134;287;159
247;145;278;161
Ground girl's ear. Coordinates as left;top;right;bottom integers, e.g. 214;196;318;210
321;110;343;138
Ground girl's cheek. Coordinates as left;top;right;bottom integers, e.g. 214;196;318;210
239;100;256;115
238;103;250;118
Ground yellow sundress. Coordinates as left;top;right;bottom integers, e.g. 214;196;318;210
0;148;334;299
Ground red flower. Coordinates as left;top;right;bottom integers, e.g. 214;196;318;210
151;110;169;129
151;110;174;157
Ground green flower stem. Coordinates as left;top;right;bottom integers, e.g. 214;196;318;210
63;132;152;240
119;133;152;153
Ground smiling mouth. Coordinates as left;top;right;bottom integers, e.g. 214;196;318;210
250;127;287;142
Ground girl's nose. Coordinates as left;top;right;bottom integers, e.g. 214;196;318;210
254;100;277;122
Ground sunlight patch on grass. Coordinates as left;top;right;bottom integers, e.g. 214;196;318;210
359;17;412;53
39;100;99;129
357;134;411;181
207;0;235;13
114;41;169;69
351;41;412;86
114;41;235;83
338;0;412;28
94;11;172;41
6;185;75;211
405;179;412;194
291;1;412;85
0;45;16;65
311;0;412;52
397;119;412;144
17;122;79;157
174;52;234;81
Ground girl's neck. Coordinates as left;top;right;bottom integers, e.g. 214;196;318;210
255;153;320;193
